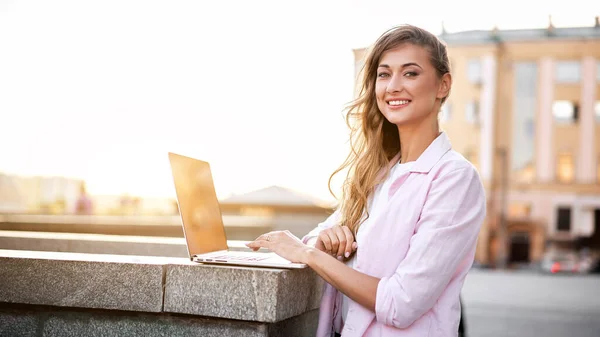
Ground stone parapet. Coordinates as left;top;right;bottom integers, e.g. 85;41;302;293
0;249;323;336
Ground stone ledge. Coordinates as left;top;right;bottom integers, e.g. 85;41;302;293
0;249;323;324
0;250;166;313
164;263;323;323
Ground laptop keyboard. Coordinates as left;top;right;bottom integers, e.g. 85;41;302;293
208;254;271;262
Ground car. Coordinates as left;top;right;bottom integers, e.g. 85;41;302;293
540;248;599;274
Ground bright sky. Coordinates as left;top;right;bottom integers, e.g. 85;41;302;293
0;0;598;201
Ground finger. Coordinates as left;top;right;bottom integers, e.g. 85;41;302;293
341;226;355;258
332;226;348;258
253;231;279;246
313;237;325;251
326;229;340;257
245;241;258;251
318;232;333;253
352;241;358;251
253;232;271;242
246;240;269;251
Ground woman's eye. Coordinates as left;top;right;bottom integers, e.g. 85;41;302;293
377;72;390;78
404;71;418;77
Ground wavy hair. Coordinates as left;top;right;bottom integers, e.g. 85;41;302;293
329;24;451;234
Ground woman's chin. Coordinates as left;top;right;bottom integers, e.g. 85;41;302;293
383;111;436;129
384;115;412;126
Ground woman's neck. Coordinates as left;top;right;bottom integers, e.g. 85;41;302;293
397;120;440;164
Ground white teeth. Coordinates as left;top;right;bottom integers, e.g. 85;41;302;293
388;100;410;106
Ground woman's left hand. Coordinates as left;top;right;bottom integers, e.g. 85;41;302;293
246;230;310;263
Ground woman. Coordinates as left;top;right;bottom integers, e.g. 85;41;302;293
247;24;485;337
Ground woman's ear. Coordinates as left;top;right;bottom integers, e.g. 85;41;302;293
437;73;452;100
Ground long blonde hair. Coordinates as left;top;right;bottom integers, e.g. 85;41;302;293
329;25;451;234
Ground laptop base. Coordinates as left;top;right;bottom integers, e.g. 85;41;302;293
193;250;307;269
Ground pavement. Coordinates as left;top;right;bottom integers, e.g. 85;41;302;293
461;269;600;337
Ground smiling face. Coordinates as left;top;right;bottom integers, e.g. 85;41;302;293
375;43;450;128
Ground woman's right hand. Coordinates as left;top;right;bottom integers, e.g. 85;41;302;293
314;225;358;260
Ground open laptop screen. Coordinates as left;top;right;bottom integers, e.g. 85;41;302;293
168;152;228;258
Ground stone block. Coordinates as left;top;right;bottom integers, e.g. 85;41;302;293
0;249;322;336
164;262;323;322
0;250;167;312
0;309;37;337
268;308;319;337
0;305;319;337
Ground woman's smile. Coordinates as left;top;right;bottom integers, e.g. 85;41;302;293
385;99;411;110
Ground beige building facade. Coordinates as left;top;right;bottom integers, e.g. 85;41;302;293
354;21;600;267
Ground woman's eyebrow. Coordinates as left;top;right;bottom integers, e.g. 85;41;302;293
378;62;422;69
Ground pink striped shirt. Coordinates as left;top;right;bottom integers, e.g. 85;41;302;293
303;132;486;337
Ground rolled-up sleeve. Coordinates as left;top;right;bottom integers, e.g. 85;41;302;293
301;209;340;244
375;166;486;329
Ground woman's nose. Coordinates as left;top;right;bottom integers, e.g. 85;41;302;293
386;74;403;93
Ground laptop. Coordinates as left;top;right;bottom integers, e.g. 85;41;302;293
168;152;307;269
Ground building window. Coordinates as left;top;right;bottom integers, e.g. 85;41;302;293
511;62;537;173
440;103;452;123
555;61;581;84
557;153;575;183
467;59;482;84
552;100;579;123
465;100;479;124
556;207;571;232
595;101;600;123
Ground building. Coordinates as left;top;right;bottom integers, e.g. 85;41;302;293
0;173;83;214
353;18;600;268
0;173;27;213
219;185;334;240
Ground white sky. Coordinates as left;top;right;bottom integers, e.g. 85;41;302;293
0;0;598;201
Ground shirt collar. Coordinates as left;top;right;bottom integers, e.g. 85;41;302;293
410;131;452;173
387;132;452;174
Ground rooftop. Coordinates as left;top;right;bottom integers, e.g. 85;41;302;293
221;185;333;209
440;19;600;45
